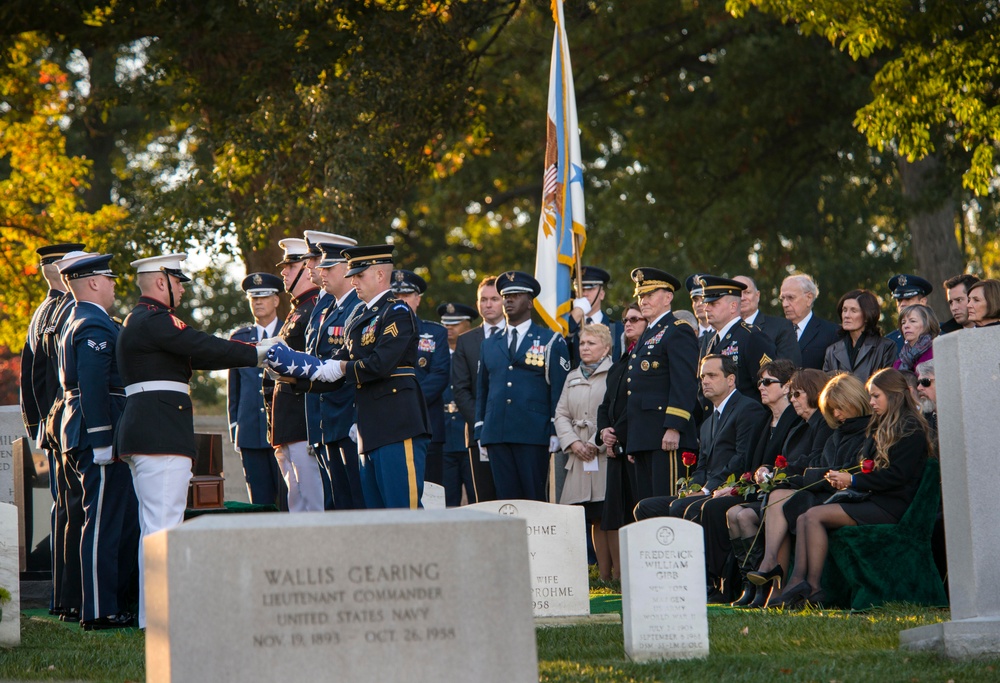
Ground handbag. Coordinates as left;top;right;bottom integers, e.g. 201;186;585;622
823;489;872;505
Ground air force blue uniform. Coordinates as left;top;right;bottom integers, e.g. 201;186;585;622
415;318;450;483
475;321;570;501
58;296;139;626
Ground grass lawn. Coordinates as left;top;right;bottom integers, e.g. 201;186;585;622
4;601;997;682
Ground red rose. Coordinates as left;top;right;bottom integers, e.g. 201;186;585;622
861;459;875;474
682;451;697;467
740;472;752;482
774;455;788;469
730;487;741;496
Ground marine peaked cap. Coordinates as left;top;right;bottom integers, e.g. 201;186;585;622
303;230;357;257
275;238;312;266
630;268;680;297
131;253;192;283
887;274;933;300
496;271;541;297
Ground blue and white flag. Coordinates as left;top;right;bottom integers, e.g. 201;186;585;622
534;0;586;335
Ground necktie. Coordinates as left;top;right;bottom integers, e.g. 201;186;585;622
509;328;519;356
711;409;720;439
794;323;802;340
488;325;498;338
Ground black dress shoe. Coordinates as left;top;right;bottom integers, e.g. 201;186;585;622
81;613;136;631
731;581;757;608
747;565;783;588
59;608;80;623
806;590;827;608
770;581;812;609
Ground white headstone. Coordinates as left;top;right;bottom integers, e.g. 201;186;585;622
145;509;538;683
421;482;446;509
0;502;21;647
465;499;589;618
620;517;708;661
0;406;24;504
901;329;1000;657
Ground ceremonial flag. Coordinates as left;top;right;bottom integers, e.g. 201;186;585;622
534;0;586;335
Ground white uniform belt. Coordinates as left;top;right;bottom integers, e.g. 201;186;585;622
125;381;190;396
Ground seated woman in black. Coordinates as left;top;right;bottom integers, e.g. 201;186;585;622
727;368;832;607
774;368;932;607
746;372;871;605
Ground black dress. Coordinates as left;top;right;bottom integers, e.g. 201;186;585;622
843;420;929;525
595;346;635;530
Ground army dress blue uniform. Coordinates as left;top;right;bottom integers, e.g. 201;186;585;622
303;287;366;509
228;321;284;506
709;320;776;402
474;311;570;501
58;285;139;627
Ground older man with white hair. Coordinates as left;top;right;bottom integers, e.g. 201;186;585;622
779;273;838;370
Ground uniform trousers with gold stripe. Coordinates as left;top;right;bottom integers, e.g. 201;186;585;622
360;436;428;509
629;448;683;502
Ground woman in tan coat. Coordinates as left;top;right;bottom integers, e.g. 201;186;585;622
554;324;615;580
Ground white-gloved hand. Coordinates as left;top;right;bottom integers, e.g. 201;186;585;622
572;297;592;315
549;435;561;453
349;424;358;443
93;446;113;465
478;442;489;462
257;336;284;350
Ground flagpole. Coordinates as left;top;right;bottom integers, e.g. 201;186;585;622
572;232;584;297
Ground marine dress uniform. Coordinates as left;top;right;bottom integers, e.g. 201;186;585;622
391;270;450;485
625;268;699;502
474;271;570;502
18;242;84;616
56;254;139;630
266;238;325;512
116;253;260;628
266;245;432;509
303;238;366;510
227;272;284;506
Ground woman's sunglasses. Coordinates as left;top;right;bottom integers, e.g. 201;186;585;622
758;378;782;387
622;316;644;324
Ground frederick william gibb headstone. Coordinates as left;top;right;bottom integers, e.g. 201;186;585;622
465;499;589;618
0;502;21;647
620;517;708;661
145;509;537;683
0;406;24;505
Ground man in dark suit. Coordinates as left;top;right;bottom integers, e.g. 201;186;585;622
56;253;139;631
266;244;432;509
734;275;801;366
940;273;979;334
474;271;570;501
567;265;625;364
625;267;699;502
780;273;839;369
451;276;504;502
227;272;285;506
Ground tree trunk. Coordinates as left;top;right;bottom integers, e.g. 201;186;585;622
897;155;964;320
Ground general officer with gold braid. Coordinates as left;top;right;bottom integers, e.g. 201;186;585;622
265;245;431;509
625;268;699;502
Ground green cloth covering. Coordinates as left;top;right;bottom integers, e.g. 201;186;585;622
822;458;947;610
184;500;279;520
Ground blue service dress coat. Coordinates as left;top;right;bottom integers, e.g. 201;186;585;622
415;318;450;444
442;385;468;453
474;322;570;446
228;322;283;450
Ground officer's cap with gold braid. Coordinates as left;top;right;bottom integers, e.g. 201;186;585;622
496;270;541;297
131;253;192;283
630;267;680;297
342;244;395;277
58;253;116;280
241;272;283;298
37;243;86;265
436;302;479;325
697;274;746;303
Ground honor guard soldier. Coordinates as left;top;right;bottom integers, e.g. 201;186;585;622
391;270;450;486
265;244;432;509
686;274;715;361
266;238;326;512
56;253;139;630
625;268;699;502
302;231;359;509
451;277;504;502
438;302;479;506
227;272;285;506
700;275;777;403
18;242;85;619
303;235;367;510
887;274;933;352
474;271;570;501
568;266;624;364
116;253;264;629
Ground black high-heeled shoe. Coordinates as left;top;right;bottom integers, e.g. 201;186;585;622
770;580;812;609
747;565;783;588
805;589;827;608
